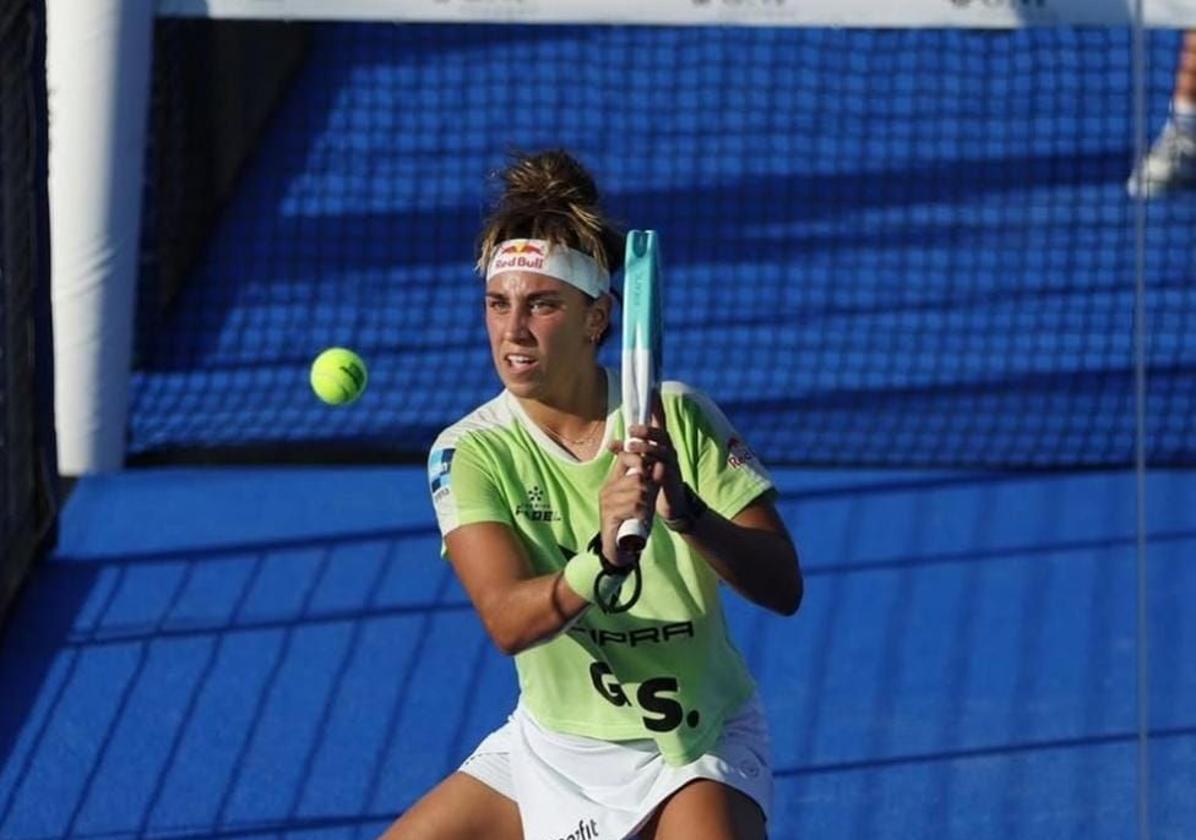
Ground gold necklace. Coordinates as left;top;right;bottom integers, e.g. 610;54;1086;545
542;418;603;448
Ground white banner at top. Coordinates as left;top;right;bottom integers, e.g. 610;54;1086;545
157;0;1196;28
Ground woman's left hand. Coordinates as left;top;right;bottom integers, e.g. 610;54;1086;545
620;421;687;522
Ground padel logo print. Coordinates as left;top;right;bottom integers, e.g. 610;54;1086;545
516;484;560;521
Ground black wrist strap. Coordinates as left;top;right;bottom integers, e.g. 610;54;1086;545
587;532;642;613
587;532;630;576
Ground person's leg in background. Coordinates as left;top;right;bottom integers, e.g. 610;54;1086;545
1128;30;1196;198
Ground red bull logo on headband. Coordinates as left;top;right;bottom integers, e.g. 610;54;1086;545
491;239;547;273
485;238;611;297
497;241;546;257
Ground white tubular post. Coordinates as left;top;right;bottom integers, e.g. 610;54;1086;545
47;0;154;474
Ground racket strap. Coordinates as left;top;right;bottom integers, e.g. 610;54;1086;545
586;532;643;614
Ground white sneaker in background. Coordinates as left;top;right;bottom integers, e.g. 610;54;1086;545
1127;122;1196;199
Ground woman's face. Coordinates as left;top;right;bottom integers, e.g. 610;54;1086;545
485;271;606;400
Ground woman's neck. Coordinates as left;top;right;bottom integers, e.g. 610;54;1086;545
517;365;607;442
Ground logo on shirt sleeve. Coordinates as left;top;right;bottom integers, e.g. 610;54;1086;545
428;448;455;496
727;437;757;469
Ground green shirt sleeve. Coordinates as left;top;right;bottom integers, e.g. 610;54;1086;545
428;435;513;538
665;384;774;521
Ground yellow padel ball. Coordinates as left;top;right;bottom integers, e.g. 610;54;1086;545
310;347;368;406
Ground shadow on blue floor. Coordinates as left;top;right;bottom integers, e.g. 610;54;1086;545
2;466;1194;839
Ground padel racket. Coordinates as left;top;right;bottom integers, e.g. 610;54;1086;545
616;230;663;553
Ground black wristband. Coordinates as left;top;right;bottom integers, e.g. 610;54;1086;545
663;483;708;533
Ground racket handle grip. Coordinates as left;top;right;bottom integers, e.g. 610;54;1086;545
616;463;650;552
616;517;649;553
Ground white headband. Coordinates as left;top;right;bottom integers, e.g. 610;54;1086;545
485;239;611;298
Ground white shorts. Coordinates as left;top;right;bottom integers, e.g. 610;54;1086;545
459;694;773;840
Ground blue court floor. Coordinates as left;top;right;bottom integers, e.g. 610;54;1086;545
1;465;1193;839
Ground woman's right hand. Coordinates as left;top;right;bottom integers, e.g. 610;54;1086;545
599;440;659;566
